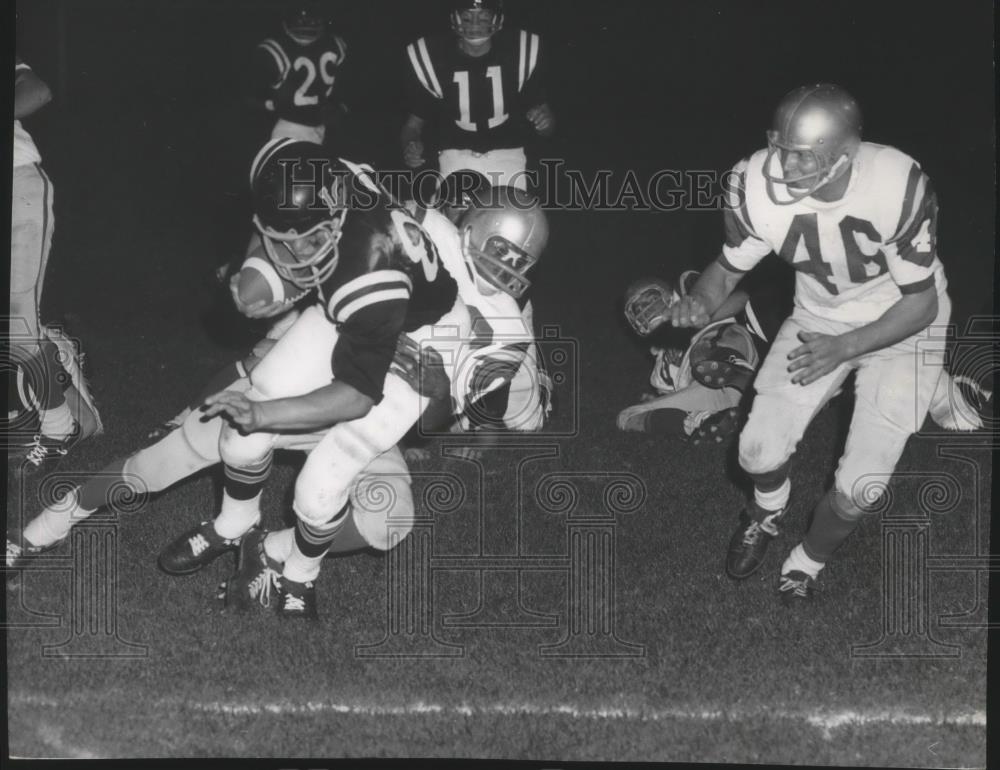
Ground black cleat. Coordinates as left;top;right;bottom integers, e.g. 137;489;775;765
690;407;743;445
778;570;817;605
692;347;756;392
219;528;282;611
725;508;783;580
277;576;318;620
16;425;81;475
158;520;243;576
5;533;65;590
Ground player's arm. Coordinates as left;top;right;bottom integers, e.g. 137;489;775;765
709;289;750;322
670;259;744;328
247;41;287;112
14;64;52;119
519;32;554;136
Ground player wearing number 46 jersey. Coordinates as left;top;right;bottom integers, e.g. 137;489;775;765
672;84;955;604
252;1;348;145
401;0;555;190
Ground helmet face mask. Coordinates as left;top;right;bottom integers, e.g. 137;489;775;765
250;138;347;290
762;84;862;205
457;185;548;300
450;0;504;45
624;279;679;337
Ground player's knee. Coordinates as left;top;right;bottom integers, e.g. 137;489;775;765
219;424;272;467
293;475;346;528
351;473;415;551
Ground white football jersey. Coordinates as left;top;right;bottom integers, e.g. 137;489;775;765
721;142;947;323
411;204;534;404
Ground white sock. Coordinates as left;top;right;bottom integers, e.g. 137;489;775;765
755;478;791;513
39;403;75;439
213;492;262;539
264;528;295;564
781;543;826;579
283;541;324;584
23;490;96;547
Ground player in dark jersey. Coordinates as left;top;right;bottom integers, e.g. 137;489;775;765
251;0;348;146
155;138;469;617
400;0;555;190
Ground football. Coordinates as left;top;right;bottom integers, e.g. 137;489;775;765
236;254;308;307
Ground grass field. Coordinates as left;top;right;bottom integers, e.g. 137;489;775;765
5;2;996;761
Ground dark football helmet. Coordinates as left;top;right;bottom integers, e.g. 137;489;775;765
623;277;679;337
762;83;863;205
283;1;327;46
250;137;346;289
458;186;548;299
435;169;493;224
450;0;504;45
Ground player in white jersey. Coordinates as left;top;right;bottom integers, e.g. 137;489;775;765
669;84;953;603
10;56;102;471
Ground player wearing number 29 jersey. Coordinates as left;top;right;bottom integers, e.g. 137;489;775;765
721;141;947;323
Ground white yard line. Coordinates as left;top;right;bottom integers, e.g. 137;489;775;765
11;692;985;739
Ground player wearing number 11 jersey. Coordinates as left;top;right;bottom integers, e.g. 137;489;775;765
401;0;554;190
671;84;953;604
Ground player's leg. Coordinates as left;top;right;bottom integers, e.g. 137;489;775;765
617;380;740;436
727;313;852;579
222;445;414;615
8;403;227;567
10;164;75;463
780;301;951;602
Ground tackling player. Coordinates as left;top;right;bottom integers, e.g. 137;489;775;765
400;0;555;190
669;84;957;603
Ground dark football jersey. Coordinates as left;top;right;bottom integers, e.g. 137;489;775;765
405;29;547;152
254;31;347;127
314;162;459;403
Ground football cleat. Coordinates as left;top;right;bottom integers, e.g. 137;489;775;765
17;425;80;475
692;347;756;392
44;326;103;437
158;520;244;576
777;570;817;605
219;528;282;611
725;506;785;580
277;576;318;620
689;407;743;445
5;533;65;590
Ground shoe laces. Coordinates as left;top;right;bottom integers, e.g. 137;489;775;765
188;533;211;556
778;573;813;598
282;593;307;613
24;436;47;466
684;410;712;435
6;540;22;568
741;520;766;546
249;566;281;608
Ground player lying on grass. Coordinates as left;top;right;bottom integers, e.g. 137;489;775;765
668;83;983;604
616;270;784;444
618;269;981;445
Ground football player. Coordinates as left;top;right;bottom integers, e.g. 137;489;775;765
669;84;956;603
251;0;348;146
155;138;472;618
10;56;102;470
616;271;782;444
400;0;555;190
220;186;552;612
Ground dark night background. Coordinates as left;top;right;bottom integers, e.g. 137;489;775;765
12;0;995;332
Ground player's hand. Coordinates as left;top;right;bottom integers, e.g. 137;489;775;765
787;331;850;385
403;140;425;169
228;273;290;319
264;99;276;112
201;390;267;433
668;296;711;329
391;335;451;400
526;104;555;137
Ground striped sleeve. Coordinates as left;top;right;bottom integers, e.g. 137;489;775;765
333;35;348;64
327;270;412;324
517;31;541;92
720;159;771;273
884;164;939;292
406;37;443;99
257;38;290;87
15;55;31;74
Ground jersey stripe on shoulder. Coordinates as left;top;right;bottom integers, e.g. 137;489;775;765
518;32;540;90
407;37;443;99
329;270;413;323
258;38;291;80
889;162;925;242
333;35;348;63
